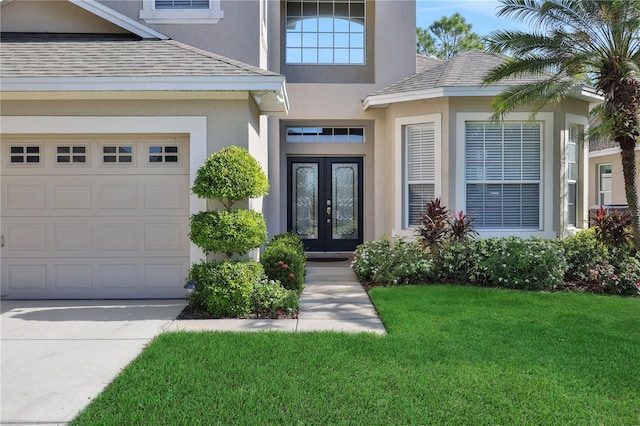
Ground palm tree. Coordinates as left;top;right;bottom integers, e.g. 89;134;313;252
483;0;640;251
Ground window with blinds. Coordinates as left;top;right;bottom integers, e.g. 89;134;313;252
465;122;541;229
405;123;436;226
155;0;209;9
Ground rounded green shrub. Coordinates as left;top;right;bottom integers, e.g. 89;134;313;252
560;228;609;282
190;210;267;257
486;237;567;290
251;279;300;316
352;236;434;285
260;233;306;293
188;260;264;317
191;146;269;208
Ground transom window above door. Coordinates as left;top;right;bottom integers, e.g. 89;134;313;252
286;127;364;143
285;0;366;64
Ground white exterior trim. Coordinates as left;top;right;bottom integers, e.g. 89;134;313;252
393;114;442;238
139;0;224;24
363;86;603;110
0;115;207;265
564;113;590;233
68;0;169;39
454;112;556;239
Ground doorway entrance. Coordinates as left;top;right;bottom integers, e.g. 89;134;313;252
287;157;363;252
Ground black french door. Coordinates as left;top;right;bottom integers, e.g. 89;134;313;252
287;157;363;252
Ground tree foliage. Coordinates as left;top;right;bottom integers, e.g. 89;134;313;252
483;0;640;252
416;12;485;59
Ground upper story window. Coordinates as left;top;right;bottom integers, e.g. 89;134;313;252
140;0;223;24
285;0;365;64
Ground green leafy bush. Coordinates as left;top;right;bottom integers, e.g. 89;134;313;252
260;233;306;293
191;146;269;209
251;279;300;316
587;255;640;296
188;260;264;318
352;236;434;285
189;210;267;257
560;228;609;282
437;238;505;285
485;237;567;290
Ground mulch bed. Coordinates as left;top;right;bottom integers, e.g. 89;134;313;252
176;306;298;320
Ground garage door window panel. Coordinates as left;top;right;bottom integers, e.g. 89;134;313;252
102;145;134;164
9;145;42;165
56;145;88;164
148;144;181;164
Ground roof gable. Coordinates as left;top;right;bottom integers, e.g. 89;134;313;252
0;0;166;39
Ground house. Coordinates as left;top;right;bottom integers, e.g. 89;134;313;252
588;140;639;209
0;0;599;299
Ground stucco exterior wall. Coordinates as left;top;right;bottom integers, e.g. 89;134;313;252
589;150;640;207
2;0;128;34
101;0;263;66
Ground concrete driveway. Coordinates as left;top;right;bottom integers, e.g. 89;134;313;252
0;299;185;425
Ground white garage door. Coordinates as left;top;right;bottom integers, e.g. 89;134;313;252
1;135;191;299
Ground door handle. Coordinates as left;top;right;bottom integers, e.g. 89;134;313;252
326;207;332;215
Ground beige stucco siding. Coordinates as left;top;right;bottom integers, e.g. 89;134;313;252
2;0;128;34
589;150;640;207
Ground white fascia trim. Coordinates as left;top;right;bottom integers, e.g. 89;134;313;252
68;0;168;40
589;147;623;158
363;85;603;110
0;115;207;264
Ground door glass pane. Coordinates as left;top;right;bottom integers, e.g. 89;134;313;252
292;163;319;239
332;163;358;240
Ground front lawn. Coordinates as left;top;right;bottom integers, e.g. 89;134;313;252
72;286;640;425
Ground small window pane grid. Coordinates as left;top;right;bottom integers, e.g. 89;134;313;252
148;145;179;163
286;127;364;143
10;146;41;164
465;122;541;229
404;123;436;226
286;0;365;64
598;163;613;205
102;145;133;164
56;145;87;164
155;0;209;9
567;125;580;227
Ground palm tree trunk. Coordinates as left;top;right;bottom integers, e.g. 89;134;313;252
620;142;640;253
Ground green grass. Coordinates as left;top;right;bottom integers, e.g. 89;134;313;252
72;286;640;425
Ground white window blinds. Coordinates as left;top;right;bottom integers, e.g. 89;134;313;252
465;122;541;229
405;123;436;226
155;0;209;9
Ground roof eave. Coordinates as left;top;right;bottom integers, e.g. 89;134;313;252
0;76;290;115
363;85;603;110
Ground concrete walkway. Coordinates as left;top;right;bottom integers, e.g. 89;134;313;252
167;266;386;334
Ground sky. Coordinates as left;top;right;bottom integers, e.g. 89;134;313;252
416;0;531;36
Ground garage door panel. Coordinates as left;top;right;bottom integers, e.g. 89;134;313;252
1;136;190;299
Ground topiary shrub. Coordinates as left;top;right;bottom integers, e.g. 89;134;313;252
560;228;609;282
188;260;264;318
260;233;306;293
189;210;267;257
191;146;269;210
251;279;300;317
485;237;567;290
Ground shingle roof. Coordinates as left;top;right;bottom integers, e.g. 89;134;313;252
0;33;279;78
371;50;543;97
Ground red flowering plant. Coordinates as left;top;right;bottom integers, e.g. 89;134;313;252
260;233;306;294
586;259;640;296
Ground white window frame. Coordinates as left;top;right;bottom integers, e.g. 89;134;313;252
139;0;224;24
394;114;442;236
565;113;589;232
455;112;555;239
598;163;613;206
285;0;366;65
